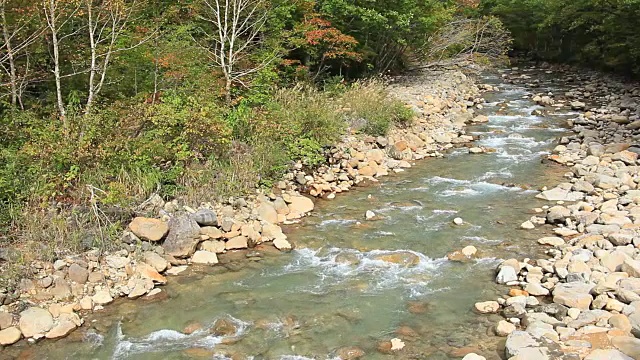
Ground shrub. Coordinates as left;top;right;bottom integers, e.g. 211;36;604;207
341;80;414;136
263;85;345;145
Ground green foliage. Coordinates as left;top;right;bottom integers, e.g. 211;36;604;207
341;81;414;136
481;0;640;76
287;138;326;167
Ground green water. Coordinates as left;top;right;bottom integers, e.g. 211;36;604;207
10;69;581;360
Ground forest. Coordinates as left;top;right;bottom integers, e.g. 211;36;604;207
481;0;640;77
1;0;638;270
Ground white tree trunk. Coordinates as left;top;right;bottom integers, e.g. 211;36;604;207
1;1;17;108
43;0;67;123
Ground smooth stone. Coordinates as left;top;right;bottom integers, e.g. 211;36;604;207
0;327;21;345
92;290;114;306
584;349;632;360
129;217;169;242
191;251;219;265
19;307;53;338
552;282;594;310
475;301;500;314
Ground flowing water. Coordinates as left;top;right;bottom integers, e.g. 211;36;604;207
14;68;581;359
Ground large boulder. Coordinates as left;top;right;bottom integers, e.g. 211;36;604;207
129;217;169;242
162;215;201;258
504;331;551;359
257;203;278;223
19;307;53;338
287;195;314;215
552;282;594;310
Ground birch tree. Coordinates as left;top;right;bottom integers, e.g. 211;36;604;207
84;0;148;113
0;0;43;109
198;0;271;103
42;0;80;123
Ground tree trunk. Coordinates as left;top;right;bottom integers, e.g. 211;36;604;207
1;2;17;108
45;0;66;124
225;74;232;104
85;1;97;114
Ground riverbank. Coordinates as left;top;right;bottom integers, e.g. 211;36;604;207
0;68;487;349
473;64;640;359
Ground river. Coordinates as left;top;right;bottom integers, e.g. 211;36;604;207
13;67;582;359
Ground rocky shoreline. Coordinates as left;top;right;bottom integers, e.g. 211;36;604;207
0;68;488;348
471;65;640;360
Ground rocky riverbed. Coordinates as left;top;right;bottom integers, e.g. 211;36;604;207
0;68;486;350
472;65;640;360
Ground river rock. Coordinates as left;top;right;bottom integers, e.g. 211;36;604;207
257;203;278;223
374;252;420;267
191;251;219;265
336;346;365;359
211;318;237;336
462;354;486;360
584;349;632;360
201;240;226;254
45;313;80;339
552;282;594;310
525;282;550;296
105;255;129;269
622;258;640;278
67;263;89;284
19;307;53;338
611;336;640;359
475;301;500;314
537;237;564;247
274;237;292;251
192;209;218;226
144;252;169;272
496;320;516;336
129;217;169;242
505;331;551;359
162;215;201;258
471;115;489;123
225;236;248;250
92;290;114;305
521;220;535;229
201;226;223;239
136;263;167;284
288;195;314;215
571;101;586;110
0;327;21;345
0;312;12;330
536;187;582;201
496;266;518;284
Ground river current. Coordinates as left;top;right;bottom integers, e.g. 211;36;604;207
14;68;581;359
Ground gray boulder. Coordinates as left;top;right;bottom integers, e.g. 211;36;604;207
192;209;218;227
162;216;201;258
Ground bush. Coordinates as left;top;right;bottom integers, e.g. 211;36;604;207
262;85;345;145
341;81;414;136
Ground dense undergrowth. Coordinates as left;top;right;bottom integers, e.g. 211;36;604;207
0;79;411;288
